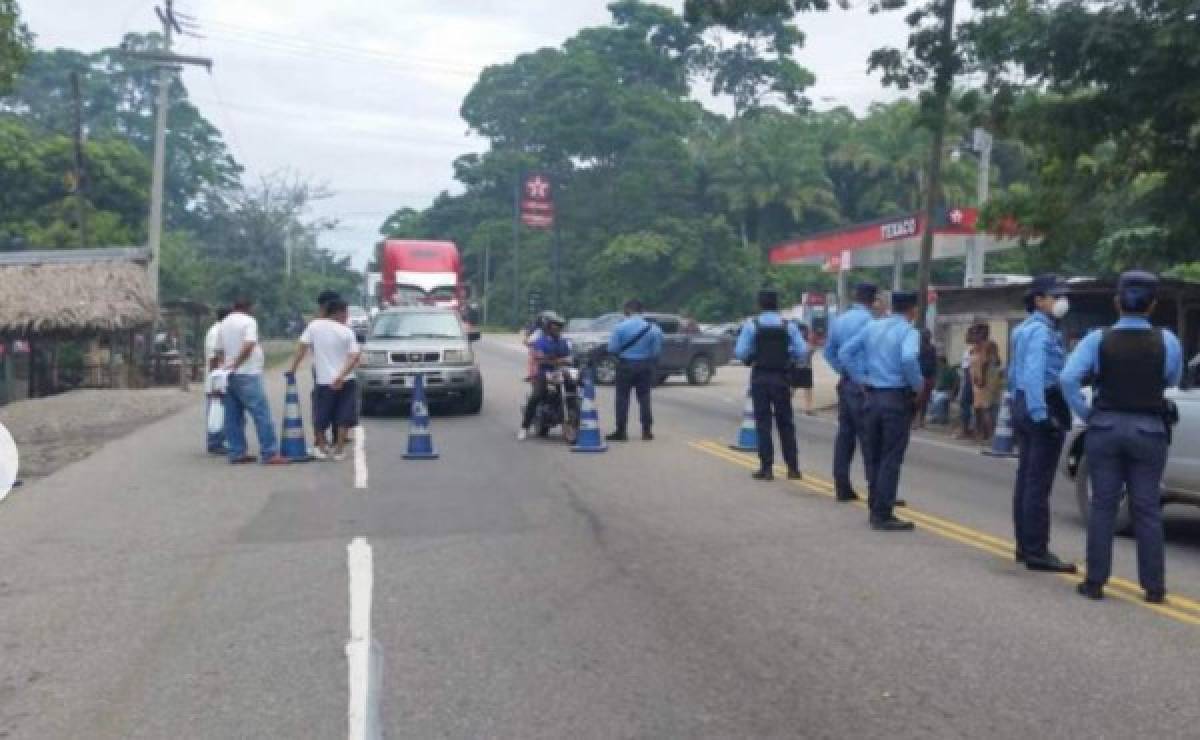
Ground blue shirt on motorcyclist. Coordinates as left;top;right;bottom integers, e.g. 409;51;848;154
532;334;572;377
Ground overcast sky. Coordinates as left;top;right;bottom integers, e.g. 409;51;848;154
25;1;907;269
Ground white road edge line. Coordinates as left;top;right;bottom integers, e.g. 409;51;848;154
354;424;368;490
346;537;382;740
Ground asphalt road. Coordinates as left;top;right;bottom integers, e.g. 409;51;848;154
3;337;1200;739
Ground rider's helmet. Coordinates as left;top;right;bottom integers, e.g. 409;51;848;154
542;311;566;330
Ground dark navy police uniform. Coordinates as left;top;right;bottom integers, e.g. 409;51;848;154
823;282;878;500
1009;274;1076;572
1061;271;1183;600
838;291;923;530
735;308;808;476
606;313;664;438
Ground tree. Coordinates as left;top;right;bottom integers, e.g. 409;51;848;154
969;0;1200;271
0;0;31;96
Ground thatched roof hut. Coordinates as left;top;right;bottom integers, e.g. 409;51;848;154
0;259;155;337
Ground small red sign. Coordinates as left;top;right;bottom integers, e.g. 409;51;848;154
520;173;554;230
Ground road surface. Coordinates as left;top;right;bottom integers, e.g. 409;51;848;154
3;337;1200;739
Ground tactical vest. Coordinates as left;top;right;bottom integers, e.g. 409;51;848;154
1095;328;1167;413
753;321;791;372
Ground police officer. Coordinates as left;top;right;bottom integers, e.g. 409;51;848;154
839;291;923;531
735;289;808;481
1010;274;1077;573
823;282;879;501
606;299;664;442
1061;271;1182;602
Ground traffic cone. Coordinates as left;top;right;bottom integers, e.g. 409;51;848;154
280;373;314;462
983;391;1018;458
403;374;440;460
730;383;758;451
571;368;608;453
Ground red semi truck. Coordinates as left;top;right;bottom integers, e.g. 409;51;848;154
377;240;466;313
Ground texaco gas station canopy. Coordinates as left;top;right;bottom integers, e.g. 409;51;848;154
768;207;1029;274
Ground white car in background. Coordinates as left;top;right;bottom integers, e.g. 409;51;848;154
1063;381;1200;533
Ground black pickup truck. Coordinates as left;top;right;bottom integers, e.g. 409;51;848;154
565;312;734;386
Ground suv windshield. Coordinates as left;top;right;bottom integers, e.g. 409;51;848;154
372;312;462;340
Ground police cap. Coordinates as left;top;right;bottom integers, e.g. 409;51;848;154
1117;270;1159;312
317;289;341;307
854;282;879;303
1029;274;1068;297
891;290;918;312
758;289;780;310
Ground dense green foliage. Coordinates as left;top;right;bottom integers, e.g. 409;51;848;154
0;30;359;335
383;2;992;325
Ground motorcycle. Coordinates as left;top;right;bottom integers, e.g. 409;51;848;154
533;361;582;443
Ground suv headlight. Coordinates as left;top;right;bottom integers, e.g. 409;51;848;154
363;350;390;367
443;348;473;365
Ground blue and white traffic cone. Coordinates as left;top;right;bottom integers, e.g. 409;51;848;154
403;374;440;460
983;390;1019;458
280;373;314;462
571;368;608;453
730;383;758;451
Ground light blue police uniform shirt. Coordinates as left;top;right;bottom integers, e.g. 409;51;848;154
838;315;923;391
607;315;664;361
734;312;808;364
1059;316;1183;421
823;303;872;378
1012;311;1066;422
1007;314;1033;391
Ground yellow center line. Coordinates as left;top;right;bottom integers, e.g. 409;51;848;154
691;438;1200;626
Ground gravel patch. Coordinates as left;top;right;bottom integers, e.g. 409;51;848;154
0;388;197;480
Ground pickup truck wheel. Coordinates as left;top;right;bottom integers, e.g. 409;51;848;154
594;356;618;385
461;385;483;415
687;355;714;386
1074;451;1134;535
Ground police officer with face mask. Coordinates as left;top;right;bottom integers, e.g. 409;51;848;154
839;291;924;531
1010;274;1077;573
1061;271;1183;602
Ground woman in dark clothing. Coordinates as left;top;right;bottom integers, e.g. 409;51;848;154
914;329;938;429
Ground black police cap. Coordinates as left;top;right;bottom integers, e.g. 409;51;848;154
317;289;341;306
891;290;918;311
855;282;879;302
1029;273;1067;297
758;289;780;307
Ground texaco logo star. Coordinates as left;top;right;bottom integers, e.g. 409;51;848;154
949;208;964;225
526;176;550;199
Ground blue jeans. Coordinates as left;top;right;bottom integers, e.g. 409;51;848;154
224;373;278;462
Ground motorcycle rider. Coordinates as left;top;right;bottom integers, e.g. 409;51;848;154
518;312;574;440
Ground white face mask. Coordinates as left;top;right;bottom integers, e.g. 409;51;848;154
1051;297;1070;319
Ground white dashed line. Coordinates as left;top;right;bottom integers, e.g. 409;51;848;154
346;537;381;740
354;425;368;490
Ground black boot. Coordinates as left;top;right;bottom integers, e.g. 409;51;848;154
836;489;860;502
870;516;914;532
605;430;628;442
752;469;774;481
1145;589;1167;604
1024;553;1078;574
1077;581;1104;600
786;468;803;480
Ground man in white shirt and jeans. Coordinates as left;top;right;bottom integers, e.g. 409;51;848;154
204;306;230;454
287;298;362;461
220;297;288;465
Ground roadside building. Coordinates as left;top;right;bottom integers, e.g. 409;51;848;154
933;278;1200;373
0;248;156;404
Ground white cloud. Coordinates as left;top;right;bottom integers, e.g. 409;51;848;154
24;0;910;268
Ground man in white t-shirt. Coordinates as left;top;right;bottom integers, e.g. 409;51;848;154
203;306;230;454
220;297;288;465
287;298;362;461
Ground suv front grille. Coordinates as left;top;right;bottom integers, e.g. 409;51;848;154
391;351;440;364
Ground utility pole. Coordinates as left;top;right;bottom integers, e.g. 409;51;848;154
127;0;212;307
69;71;89;249
512;167;522;327
962;127;993;288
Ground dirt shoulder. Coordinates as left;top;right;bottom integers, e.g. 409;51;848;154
0;387;199;481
